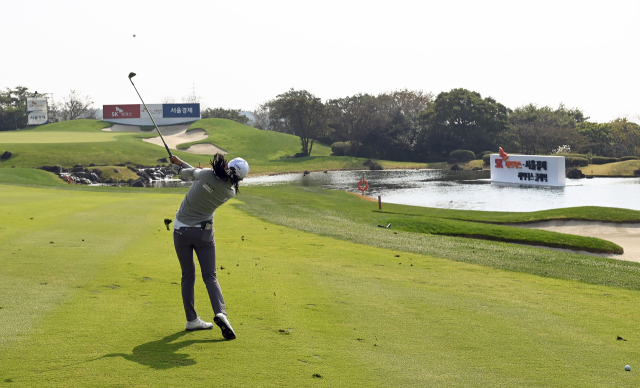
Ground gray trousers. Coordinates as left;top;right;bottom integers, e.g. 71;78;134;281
173;227;226;321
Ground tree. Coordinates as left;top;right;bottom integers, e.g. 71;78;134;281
201;107;249;124
509;104;588;155
375;89;434;160
60;90;94;121
418;88;510;156
250;107;269;130
161;95;176;104
263;89;327;156
0;86;29;131
607;118;640;157
327;94;385;157
577;121;612;156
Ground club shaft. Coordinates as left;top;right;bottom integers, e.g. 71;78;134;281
128;79;173;158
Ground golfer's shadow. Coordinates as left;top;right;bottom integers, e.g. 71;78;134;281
99;330;224;369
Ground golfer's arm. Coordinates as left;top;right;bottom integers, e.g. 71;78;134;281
179;162;196;179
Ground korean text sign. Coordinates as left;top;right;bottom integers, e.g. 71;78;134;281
490;154;566;186
162;104;200;118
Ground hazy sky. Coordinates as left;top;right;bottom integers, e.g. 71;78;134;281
3;0;638;123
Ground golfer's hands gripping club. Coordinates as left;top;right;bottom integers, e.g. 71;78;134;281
170;156;183;175
170;156;184;167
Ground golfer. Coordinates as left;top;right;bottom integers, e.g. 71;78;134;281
169;153;249;340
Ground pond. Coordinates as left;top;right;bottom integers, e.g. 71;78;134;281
242;169;640;212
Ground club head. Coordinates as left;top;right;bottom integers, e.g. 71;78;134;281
128;72;137;79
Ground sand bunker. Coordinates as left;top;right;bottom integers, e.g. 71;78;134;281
103;124;227;155
515;221;640;263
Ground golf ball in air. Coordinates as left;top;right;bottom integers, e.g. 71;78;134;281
133;34;136;37
625;365;631;371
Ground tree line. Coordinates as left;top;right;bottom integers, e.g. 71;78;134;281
3;85;639;161
248;88;640;161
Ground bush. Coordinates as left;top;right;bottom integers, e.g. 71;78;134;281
449;149;475;162
363;159;383;170
483;154;491;166
475;151;494;160
621;156;640;161
356;145;376;159
565;157;589;167
331;142;349;156
590;156;620;165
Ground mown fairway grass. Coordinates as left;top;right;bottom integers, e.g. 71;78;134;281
0;119;426;173
2;182;640;387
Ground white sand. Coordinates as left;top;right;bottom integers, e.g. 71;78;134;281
514;221;640;262
102;124;227;155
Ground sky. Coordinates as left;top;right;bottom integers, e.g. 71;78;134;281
2;0;639;123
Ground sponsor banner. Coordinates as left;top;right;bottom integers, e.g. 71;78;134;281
27;98;48;125
103;104;141;119
27;112;48;125
163;103;200;118
491;153;565;186
27;97;47;111
141;104;163;118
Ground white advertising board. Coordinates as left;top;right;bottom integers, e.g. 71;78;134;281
490;154;566;186
141;104;163;118
26;97;48;125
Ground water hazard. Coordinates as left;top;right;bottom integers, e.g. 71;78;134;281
243;169;640;212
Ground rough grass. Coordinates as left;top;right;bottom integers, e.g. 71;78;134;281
235;186;640;290
387;216;622;253
0;168;67;187
2;183;640;387
580;160;640;176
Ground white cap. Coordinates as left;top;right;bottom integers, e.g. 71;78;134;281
228;157;249;179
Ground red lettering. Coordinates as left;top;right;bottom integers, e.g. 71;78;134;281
495;158;503;168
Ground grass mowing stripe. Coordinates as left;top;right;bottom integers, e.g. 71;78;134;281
0;132;126;143
235;186;640;290
0;186;181;352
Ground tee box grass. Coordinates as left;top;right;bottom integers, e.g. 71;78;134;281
2;180;640;386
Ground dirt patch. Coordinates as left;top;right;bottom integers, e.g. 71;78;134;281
344;191;378;202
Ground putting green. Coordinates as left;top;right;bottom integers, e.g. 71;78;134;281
0;131;125;144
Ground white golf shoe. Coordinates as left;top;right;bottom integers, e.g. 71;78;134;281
214;313;236;340
186;316;213;331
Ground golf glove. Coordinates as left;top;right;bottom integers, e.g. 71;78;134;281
170;163;182;175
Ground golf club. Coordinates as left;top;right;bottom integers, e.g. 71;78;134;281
128;72;173;158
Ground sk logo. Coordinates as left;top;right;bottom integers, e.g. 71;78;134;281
495;158;503;168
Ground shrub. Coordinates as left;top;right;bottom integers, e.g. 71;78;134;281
331;142;349;156
363;159;383;170
483;154;491;166
590;156;619;165
621;156;640;161
449;149;475;162
356;145;376;159
476;151;494;160
565;157;589;167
